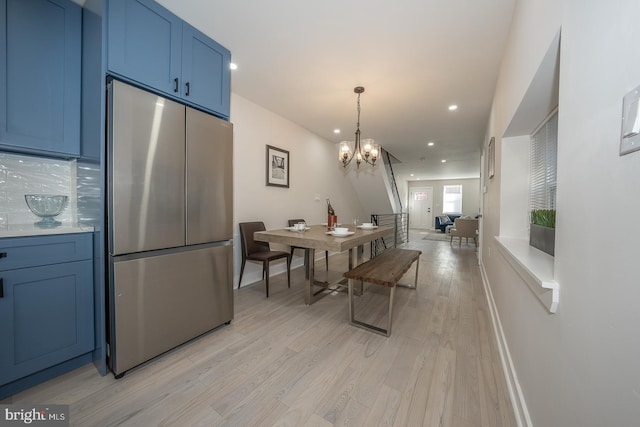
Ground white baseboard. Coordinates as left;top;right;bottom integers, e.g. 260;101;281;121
479;262;532;427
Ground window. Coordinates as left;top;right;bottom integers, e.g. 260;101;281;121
443;185;462;213
529;110;558;211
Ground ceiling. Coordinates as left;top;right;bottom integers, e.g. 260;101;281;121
151;1;516;180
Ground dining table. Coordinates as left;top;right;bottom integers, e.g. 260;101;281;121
254;224;394;305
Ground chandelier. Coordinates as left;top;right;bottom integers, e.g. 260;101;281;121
339;86;379;168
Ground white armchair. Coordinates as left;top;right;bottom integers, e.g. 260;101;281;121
450;218;479;247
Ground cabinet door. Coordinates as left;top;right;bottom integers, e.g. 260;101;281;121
0;0;81;157
107;0;182;98
0;260;94;386
181;23;231;118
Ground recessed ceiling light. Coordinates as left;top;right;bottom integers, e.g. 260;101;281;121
410;174;414;177
427;141;435;146
441;159;447;163
334;129;340;134
416;178;421;180
448;105;458;111
229;63;238;70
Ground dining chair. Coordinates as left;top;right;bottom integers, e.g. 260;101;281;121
238;221;291;297
288;219;329;277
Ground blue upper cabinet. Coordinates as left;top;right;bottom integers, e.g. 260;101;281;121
107;0;231;119
181;24;231;117
107;0;182;97
0;0;81;157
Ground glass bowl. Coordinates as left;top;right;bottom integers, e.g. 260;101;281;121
24;194;69;228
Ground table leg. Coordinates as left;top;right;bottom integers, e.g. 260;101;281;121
347;246;364;295
305;244;366;305
305;248;316;305
348;244;364;267
304;248;336;305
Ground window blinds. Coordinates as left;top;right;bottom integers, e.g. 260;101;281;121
529;111;558;211
443;184;462;213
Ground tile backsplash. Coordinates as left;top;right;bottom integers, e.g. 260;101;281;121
0;152;76;225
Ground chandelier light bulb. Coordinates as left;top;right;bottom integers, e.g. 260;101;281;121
371;145;379;158
339;141;352;163
363;140;372;153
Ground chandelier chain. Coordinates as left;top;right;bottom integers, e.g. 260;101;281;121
357;92;361;130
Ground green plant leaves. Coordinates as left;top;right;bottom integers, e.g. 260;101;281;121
530;209;556;228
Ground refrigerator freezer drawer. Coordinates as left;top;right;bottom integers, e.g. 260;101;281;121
109;244;233;375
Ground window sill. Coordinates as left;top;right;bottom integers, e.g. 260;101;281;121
494;236;559;313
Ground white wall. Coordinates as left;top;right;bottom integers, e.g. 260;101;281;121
408;178;480;219
231;94;369;286
345;154;394;217
482;0;640;426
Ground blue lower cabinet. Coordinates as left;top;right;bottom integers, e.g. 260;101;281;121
0;234;94;398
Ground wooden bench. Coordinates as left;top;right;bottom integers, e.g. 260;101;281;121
343;248;422;336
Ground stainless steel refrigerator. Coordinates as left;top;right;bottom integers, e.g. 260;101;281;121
106;79;233;377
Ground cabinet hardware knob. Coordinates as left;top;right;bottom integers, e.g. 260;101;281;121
185;82;190;96
174;78;179;93
0;252;6;258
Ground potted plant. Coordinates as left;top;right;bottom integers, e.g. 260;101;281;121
530;209;556;256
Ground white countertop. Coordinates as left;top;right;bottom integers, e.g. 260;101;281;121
0;223;94;238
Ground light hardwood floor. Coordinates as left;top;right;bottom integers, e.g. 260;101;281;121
3;231;515;426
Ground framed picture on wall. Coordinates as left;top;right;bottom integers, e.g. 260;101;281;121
266;145;289;188
488;137;495;179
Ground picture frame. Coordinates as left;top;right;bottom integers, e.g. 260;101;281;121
266;145;289;188
488;137;495;179
620;85;640;156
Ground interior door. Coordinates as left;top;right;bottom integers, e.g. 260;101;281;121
408;187;434;229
